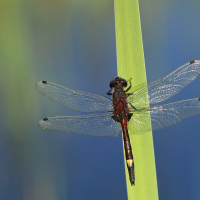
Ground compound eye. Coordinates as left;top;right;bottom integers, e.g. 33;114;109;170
109;80;117;88
121;80;127;87
109;77;127;88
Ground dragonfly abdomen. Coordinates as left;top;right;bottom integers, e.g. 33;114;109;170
112;90;135;185
120;118;135;185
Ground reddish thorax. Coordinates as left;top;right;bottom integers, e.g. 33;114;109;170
112;89;129;117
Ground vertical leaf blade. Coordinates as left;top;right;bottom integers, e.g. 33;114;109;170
114;0;159;199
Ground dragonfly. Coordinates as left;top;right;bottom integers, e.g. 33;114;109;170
37;60;200;186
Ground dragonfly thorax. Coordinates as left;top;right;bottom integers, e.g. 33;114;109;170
112;90;129;116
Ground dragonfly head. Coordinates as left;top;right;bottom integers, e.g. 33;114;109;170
109;77;127;89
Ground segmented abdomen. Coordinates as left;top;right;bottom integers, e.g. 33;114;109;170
112;90;135;185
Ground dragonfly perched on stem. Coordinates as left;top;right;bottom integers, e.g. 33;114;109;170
37;60;200;185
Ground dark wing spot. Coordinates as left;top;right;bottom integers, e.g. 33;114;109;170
190;60;195;64
198;98;200;101
43;118;48;121
42;81;47;84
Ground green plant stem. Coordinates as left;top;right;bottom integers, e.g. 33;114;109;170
114;0;159;199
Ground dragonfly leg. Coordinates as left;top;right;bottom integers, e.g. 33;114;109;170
128;102;137;110
125;78;132;92
127;93;133;96
107;89;112;95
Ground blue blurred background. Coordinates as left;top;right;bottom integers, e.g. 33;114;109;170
1;0;200;199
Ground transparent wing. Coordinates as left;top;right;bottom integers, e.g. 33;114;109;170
128;109;152;135
39;112;121;137
128;60;200;107
128;98;200;134
150;98;200;131
36;81;113;112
